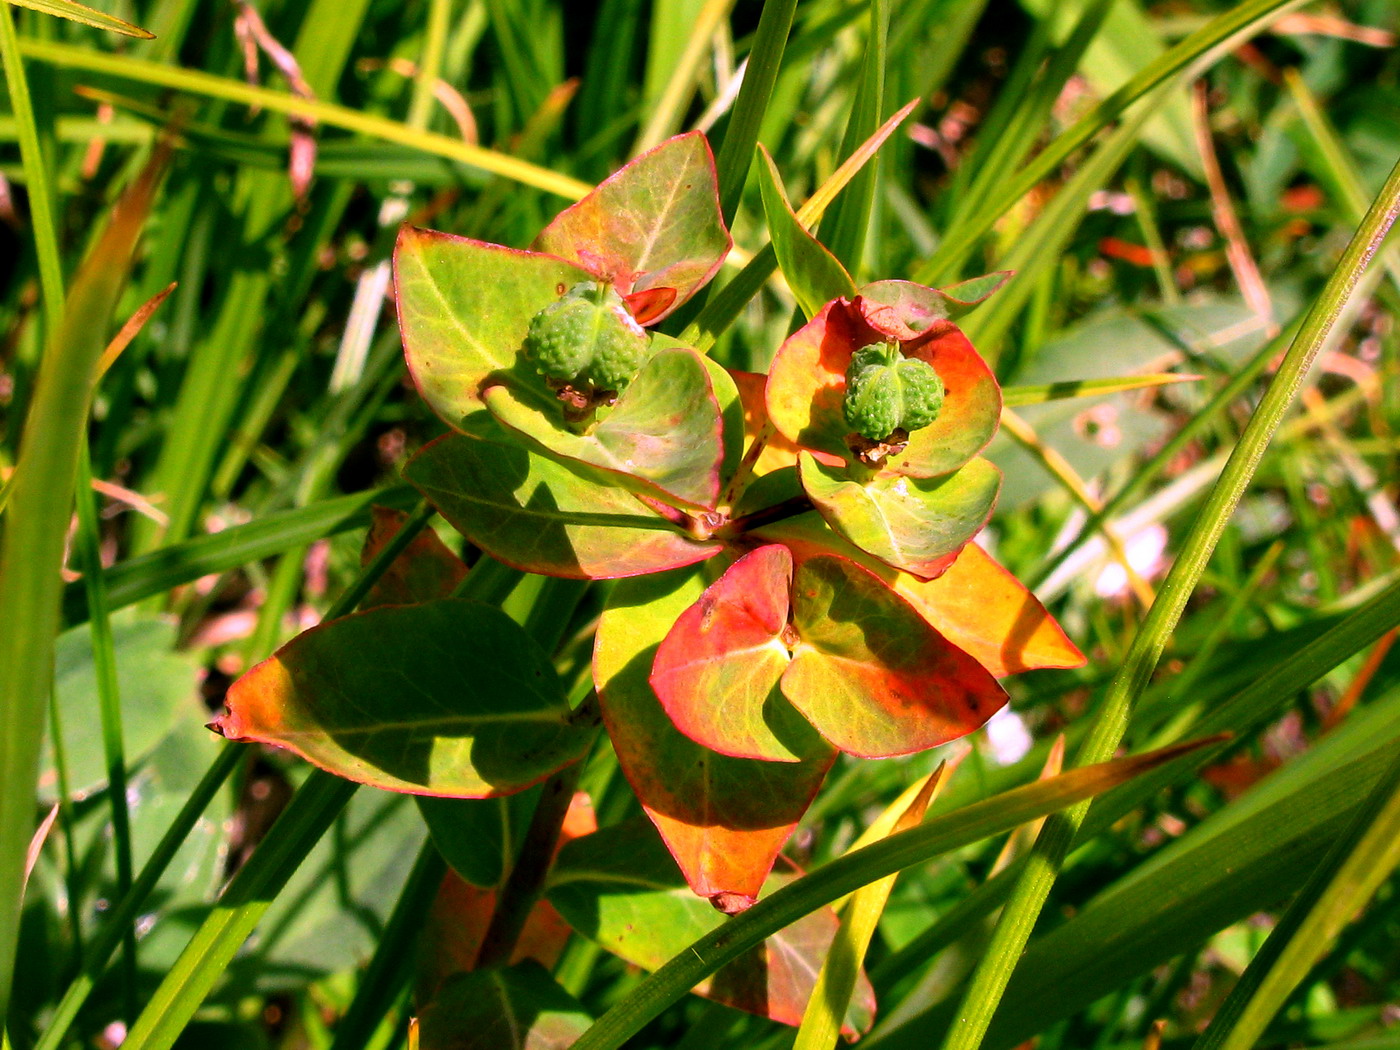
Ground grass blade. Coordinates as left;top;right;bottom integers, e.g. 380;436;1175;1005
16;38;592;200
1192;748;1400;1050
712;0;797;223
0;148;165;1029
935;152;1400;1050
1001;373;1199;407
569;737;1217;1050
4;0;151;37
913;0;1306;285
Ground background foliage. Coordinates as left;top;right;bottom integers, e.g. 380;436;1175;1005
2;0;1400;1048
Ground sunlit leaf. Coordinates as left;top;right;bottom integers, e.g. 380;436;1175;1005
782;556;1008;758
765;296;1000;478
650;545;828;763
485;346;725;511
596;568;834;911
548;820;874;1035
893;543;1085;678
394;226;589;434
406;431;722;579
532;132;731;322
755;146;856;319
799;453;1002;579
213;600;590;797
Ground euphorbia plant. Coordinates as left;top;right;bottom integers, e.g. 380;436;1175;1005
212;129;1083;1028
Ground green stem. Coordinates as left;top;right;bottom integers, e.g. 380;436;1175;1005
935;152;1400;1050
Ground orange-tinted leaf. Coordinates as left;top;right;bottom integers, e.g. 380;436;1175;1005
727;370;813;479
891;543;1086;677
595;568;833;911
394;226;590;434
650;545;825;763
765;295;1000;478
213;600;590;797
532;132;730;322
548;820;874;1036
798;453;1001;579
781;556;1008;758
405;431;722;579
361;506;467;607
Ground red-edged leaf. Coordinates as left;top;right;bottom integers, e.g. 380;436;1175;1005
892;543;1086;677
595;567;833;911
547;820;875;1036
727;369;809;479
213;600;590;797
393;226;590;434
798;452;1001;579
405;431;722;579
623;287;677;325
753;515;1080;680
485;346;725;511
361;506;467;607
780;556;1008;758
532;132;731;322
650;545;825;763
765;295;1001;478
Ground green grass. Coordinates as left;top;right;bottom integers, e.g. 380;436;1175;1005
3;1;1400;1049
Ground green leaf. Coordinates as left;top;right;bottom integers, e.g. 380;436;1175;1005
394;225;590;434
485;346;725;511
754;145;856;319
417;793;534;889
596;567;834;911
212;600;589;797
799;454;1001;579
765;297;1001;478
41;614;200;800
4;0;152;36
533;132;731;321
548;820;874;1036
418;961;592;1050
406;431;721;579
650;545;828;763
783;555;1008;759
937;271;1012;311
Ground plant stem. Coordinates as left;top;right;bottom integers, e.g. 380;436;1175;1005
475;745;591;969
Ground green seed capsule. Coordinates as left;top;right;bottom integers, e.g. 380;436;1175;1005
523;281;650;394
842;342;945;441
